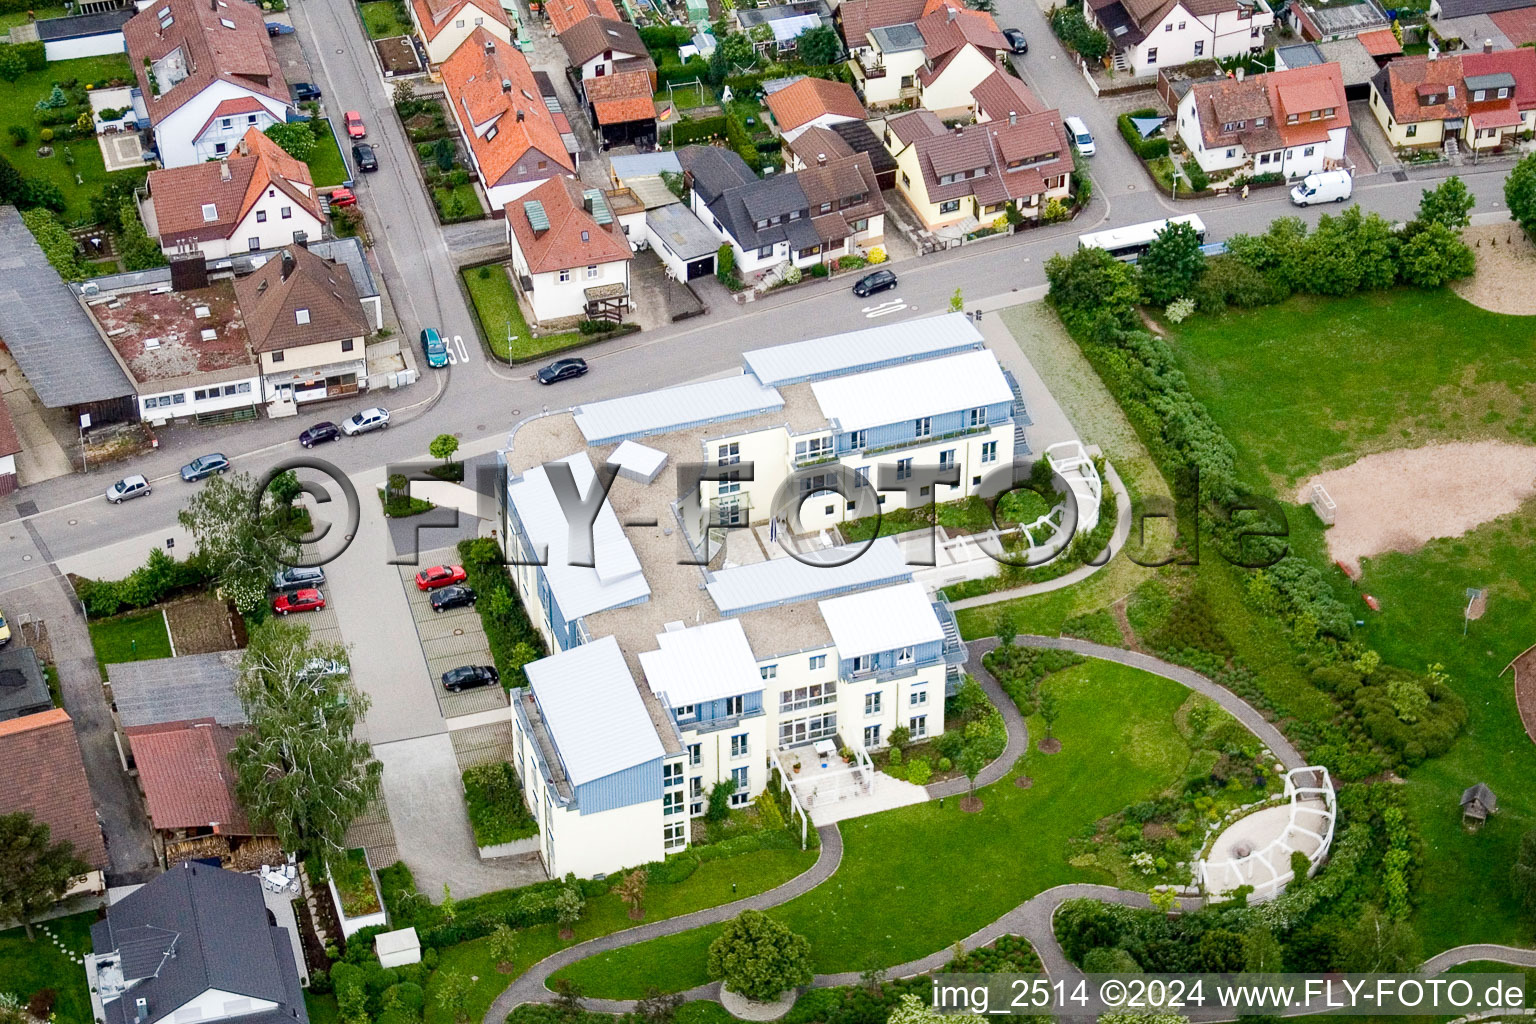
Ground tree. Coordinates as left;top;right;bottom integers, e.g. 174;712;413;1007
1039;689;1061;740
959;744;986;807
0;812;88;941
949;287;964;312
554;884;585;939
118;198;167;272
265;121;317;162
433;136;456;172
888;725;911;753
231;620;382;862
1508;153;1536;238
489;923;519;973
1512;829;1536;924
1044;245;1141;342
34;84;68;111
1244;923;1284;973
1138;220;1206;305
429;433;460;465
1398;221;1475;288
1416;176;1474;230
1194;929;1248;972
796;26;840;65
616;868;648;920
433;969;473;1024
1337;906;1421;972
706;778;737;823
637;988;684;1024
0;46;24;82
706;910;813;1002
0;154;23;207
996;612;1016;649
178;471;300;612
552;979;584;1020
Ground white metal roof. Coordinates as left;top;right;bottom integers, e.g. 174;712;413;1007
770;13;821;41
507;453;650;620
638;619;763;710
741;312;984;386
810;349;1013;433
706;536;910;615
818;581;944;659
609;439;668;479
572;373;785;445
528;635;665;788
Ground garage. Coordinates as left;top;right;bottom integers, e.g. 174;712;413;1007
646;203;720;282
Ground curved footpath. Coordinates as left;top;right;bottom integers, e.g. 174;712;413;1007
483;642;1533;1024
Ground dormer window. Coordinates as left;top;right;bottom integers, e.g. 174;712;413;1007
1287;113;1298;123
819;201;832;213
1499;86;1510;99
1474;89;1486;101
1255;117;1266;127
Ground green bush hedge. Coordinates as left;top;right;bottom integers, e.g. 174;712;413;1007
457;537;547;686
1117;109;1169;160
462;762;538;847
657;58;711;88
670;114;728;145
75;549;213;618
640;24;694;48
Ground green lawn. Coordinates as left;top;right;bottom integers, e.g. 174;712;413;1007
432;181;482;222
553;661;1196;995
0;4;69;33
1165;288;1536;491
88;608;172;670
460;265;590;362
0;912;94;1024
358;0;414;38
0;54;135;221
307;120;350;187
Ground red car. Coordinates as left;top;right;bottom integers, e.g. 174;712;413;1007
344;111;366;139
328;187;357;208
415;564;467;590
273;588;326;614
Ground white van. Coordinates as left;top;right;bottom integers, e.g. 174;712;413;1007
1290;169;1352;206
1064;116;1095;156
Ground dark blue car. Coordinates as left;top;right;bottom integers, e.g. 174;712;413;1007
180;453;230;481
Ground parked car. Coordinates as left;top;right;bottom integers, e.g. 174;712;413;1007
536;357;588;384
415;564;467;590
328;187;358;208
1003;27;1028;53
1064;115;1095;156
105;475;151;504
292;82;321;101
344;111;366;139
353;142;378;173
0;611;11;646
299;657;349;682
299;421;342;447
441;665;499;692
430;585;477;612
341;407;390;435
273;588;326;615
180;453;230;482
852;268;897;297
421;327;448;369
1290;169;1353;206
266;21;295;35
272;566;326;592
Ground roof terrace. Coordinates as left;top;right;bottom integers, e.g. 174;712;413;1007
84;279;254;389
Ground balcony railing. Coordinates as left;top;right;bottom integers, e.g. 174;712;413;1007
859;422;998;459
856;56;887;79
841;661;938;685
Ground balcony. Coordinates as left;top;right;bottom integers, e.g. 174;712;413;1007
859;422;998;460
679;707;766;736
856;56;887;80
842;661;929;685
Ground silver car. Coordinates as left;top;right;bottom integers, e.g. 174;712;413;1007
106;474;151;503
341;407;390;436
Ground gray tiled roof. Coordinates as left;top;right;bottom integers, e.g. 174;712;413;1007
108;652;245;729
92;862;309;1024
1435;0;1529;18
35;9;133;40
0;206;134;408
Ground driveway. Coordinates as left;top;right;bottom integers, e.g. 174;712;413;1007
397;546;505;722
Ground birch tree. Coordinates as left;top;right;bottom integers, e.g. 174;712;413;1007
178;471;300;612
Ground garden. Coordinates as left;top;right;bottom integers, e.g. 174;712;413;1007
265;116;349;189
461;761;538;849
457;537;547;687
458;263;633;363
359;0;414;39
414;136;482;224
0;912;95;1024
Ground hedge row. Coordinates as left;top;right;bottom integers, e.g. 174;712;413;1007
457;537;547;687
75;549;213;618
669;114;728;145
1117;109;1169;160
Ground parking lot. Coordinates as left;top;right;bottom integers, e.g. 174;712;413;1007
397;546;505;721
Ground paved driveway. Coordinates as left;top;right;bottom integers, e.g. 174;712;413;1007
397;548;505;721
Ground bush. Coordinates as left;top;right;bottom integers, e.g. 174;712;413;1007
1117;110;1169;160
74;548;211;617
462;762;538;846
1181;158;1209;192
265;121;316;162
808;262;829;277
38;127;54;144
906;758;932;785
670;114;729;146
639;24;694;49
457;537;547;686
7;125;27;147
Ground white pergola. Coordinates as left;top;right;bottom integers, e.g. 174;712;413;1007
1198;765;1337;901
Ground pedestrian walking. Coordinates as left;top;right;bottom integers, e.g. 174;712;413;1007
1241;184;1250;201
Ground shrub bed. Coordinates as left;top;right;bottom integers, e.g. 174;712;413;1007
457;537;547;687
462;762;538;846
1117;109;1169;160
73;549;212;618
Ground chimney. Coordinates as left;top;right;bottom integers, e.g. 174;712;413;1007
1484;38;1494;52
516;109;524;121
238;135;249;157
502;78;512;92
135;999;148;1024
219;158;231;182
816;152;826;165
209;0;216;10
946;5;955;20
1008;109;1016;125
1235;66;1245;81
294;231;309;248
485;38;495;52
280;248;296;281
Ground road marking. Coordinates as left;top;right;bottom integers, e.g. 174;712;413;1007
862;298;908;319
450;334;470;365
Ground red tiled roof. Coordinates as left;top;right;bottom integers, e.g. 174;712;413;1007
508;175;632;274
0;709;107;871
1190;63;1348;150
1356;28;1402;56
585;68;658;125
127;718;257;834
1490;5;1536;46
766;76;867;132
1463;47;1536;108
916;0;1007;59
124;0;289;127
545;0;619;36
411;0;510;42
911;113;1070;204
147;127;321;245
970;69;1042;120
836;0;925;47
191;96;268;143
442;29;575;187
1373;54;1467;123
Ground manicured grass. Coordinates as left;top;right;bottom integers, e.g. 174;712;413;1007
432;181;481;222
88;608;172;670
0;54;135;221
304;992;340;1024
0;4;69;32
358;0;413;38
421;847;817;1024
1165;289;1536;490
460;265;591;362
0;912;95;1024
553;661;1197;994
307;120;350;187
656;84;712;110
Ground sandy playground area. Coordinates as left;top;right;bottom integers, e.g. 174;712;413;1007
1297;441;1536;573
1452;225;1536;316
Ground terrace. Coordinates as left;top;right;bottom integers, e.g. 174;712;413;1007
86;279;256;387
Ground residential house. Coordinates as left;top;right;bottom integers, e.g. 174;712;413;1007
848;0;1012;113
126;717;276;868
1490;5;1536;47
1275;36;1392;101
785;119;900;187
795;151;887;257
235;244;371;407
0;708;109;899
123;0;292;168
558;14;646;79
1368;47;1536;152
0;646;54;723
765;76;869;142
441;29;579;210
140;128;325;259
1084;0;1273;77
969;67;1044;122
883;108;1073;230
1177;62;1351;176
544;0;619;36
1287;0;1389;42
506;176;633;325
409;0;513;64
580;67;659;150
87;862;308;1024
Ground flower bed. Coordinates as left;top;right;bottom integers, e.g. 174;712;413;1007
462;762;539;857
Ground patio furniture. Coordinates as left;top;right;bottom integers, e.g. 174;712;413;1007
814;739;835;767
